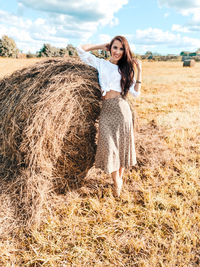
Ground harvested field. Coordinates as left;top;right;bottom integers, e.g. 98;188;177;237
0;58;200;266
0;57;43;79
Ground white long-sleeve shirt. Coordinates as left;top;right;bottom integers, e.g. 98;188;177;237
76;46;140;97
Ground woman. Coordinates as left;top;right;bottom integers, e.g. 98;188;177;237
76;35;142;197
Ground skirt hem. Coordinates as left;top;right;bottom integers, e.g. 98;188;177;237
94;161;137;175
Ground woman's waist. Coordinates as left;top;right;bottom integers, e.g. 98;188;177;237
101;92;129;110
102;89;121;100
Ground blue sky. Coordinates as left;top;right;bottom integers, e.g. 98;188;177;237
1;0;200;55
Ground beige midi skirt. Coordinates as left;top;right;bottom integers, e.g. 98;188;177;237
94;95;137;174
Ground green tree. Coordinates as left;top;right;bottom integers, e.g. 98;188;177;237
0;35;19;58
38;44;70;57
38;44;60;57
145;51;153;57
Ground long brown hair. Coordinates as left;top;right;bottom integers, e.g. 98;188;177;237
109;35;134;98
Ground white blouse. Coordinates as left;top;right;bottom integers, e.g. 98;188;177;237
76;46;140;97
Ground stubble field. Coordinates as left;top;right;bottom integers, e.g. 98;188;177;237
0;57;200;266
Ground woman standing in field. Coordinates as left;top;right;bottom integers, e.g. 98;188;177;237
77;35;142;197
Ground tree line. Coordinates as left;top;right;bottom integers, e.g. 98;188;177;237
1;35;199;61
0;35;77;58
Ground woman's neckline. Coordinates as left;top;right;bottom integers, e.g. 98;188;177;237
108;60;118;66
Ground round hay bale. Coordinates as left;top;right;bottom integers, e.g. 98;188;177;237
0;57;102;224
183;59;195;67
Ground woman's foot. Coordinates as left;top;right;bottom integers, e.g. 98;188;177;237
113;177;123;197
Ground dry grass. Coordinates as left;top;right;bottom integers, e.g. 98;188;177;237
0;57;43;79
0;59;200;266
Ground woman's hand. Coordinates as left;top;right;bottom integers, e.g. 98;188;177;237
133;58;142;71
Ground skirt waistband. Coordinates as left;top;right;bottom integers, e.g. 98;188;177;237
102;95;124;101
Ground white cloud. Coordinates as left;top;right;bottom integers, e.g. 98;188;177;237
164;12;169;18
35;18;45;26
158;0;200;27
0;10;32;29
0;0;128;52
172;24;190;33
172;24;200;33
129;43;136;52
135;28;177;44
98;34;111;43
136;44;157;54
158;0;200;10
18;0;128;25
0;10;69;52
189;9;200;23
134;27;200;52
1;0;199;55
182;36;200;48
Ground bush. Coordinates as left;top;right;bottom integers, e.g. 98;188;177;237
38;44;71;57
38;44;62;57
66;44;77;56
0;35;19;58
38;43;78;58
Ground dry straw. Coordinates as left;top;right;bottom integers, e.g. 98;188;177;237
0;58;102;227
0;57;171;230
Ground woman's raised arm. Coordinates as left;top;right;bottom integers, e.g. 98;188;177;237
77;43;110;70
80;43;110;52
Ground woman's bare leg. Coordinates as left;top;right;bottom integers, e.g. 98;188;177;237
111;170;123;197
119;167;125;179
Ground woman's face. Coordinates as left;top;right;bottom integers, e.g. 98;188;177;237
110;39;124;64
